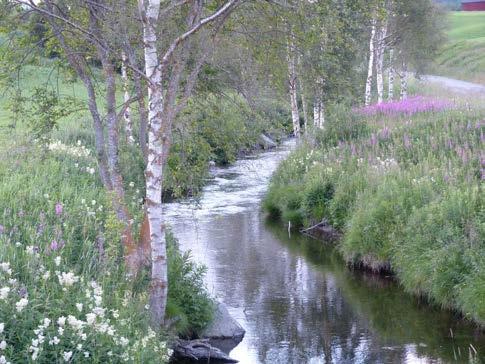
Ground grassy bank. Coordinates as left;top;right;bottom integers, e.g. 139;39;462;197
0;59;291;200
433;11;485;83
264;98;485;325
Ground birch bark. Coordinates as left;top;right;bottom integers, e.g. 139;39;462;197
376;21;388;104
388;48;394;100
138;0;167;329
400;62;408;100
287;34;300;138
365;19;377;106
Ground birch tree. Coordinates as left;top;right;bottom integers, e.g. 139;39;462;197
364;19;376;106
375;19;388;104
287;32;300;138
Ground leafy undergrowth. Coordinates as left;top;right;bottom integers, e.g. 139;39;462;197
0;141;213;363
264;97;485;325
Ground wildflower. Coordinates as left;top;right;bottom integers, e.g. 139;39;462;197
0;287;9;300
55;203;63;216
44;193;49;199
26;246;35;255
76;344;82;350
50;240;59;251
120;337;129;347
58;272;79;287
0;323;3;333
49;336;60;345
42;318;51;328
63;351;73;362
81;199;86;204
129;182;135;187
0;263;11;275
57;316;66;327
67;315;84;331
76;303;83;312
86;313;96;325
84;352;90;358
54;256;61;266
42;271;50;280
16;298;28;312
91;200;96;206
0;341;5;350
0;355;9;364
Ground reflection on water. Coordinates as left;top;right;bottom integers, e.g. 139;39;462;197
164;141;484;364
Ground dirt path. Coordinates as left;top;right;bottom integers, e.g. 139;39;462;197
421;75;485;94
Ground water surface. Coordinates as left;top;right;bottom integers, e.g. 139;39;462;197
165;141;484;364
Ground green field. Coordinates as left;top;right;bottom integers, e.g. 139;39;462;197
434;11;485;83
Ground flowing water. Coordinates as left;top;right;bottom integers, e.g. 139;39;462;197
165;141;485;364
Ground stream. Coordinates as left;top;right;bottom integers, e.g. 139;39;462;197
164;140;485;364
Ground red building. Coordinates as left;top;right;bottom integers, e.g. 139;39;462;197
462;0;485;10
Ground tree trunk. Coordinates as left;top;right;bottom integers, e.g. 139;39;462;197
388;48;394;101
287;35;300;138
317;99;324;129
300;83;309;134
121;51;135;145
400;62;408;100
139;0;168;330
365;19;377;106
313;101;320;127
376;22;387;104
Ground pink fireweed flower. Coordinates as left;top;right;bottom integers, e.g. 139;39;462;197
355;96;453;117
50;240;59;251
55;203;63;216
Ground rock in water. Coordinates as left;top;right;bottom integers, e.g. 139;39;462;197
257;134;277;149
201;303;245;353
172;339;239;363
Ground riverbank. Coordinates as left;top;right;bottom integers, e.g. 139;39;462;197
264;97;485;327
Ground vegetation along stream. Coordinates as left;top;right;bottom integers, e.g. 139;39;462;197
164;141;485;364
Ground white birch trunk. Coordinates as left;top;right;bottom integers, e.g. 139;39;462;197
139;0;167;329
388;48;394;101
365;19;377;106
376;22;387;104
400;62;408;100
313;102;320;127
287;36;300;138
121;51;135;144
318;100;325;129
299;79;309;134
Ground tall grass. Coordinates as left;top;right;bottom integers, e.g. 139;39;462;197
264;97;485;325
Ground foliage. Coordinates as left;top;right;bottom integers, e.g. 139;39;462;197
0;139;215;362
264;98;485;324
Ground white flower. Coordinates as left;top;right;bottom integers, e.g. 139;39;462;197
42;318;51;328
16;298;28;312
67;315;84;331
0;355;9;364
129;182;135;187
0;341;6;350
58;272;79;287
92;307;105;317
26;246;35;255
0;323;3;333
0;263;11;275
43;193;49;199
57;316;66;326
54;256;61;267
91;200;96;206
15;242;21;247
63;351;73;362
81;199;86;204
80;333;87;341
58;327;64;336
83;352;89;358
85;313;96;325
119;337;129;347
0;287;10;300
49;336;60;345
76;344;82;350
42;271;50;280
76;303;83;312
77;140;81;146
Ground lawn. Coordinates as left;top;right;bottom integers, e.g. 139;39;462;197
434;11;485;83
